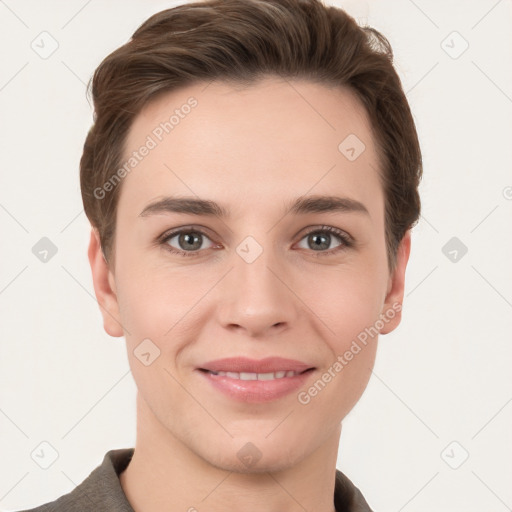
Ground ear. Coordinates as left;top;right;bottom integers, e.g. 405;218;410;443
88;228;124;337
379;230;411;335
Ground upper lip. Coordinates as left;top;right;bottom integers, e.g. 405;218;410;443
199;357;315;374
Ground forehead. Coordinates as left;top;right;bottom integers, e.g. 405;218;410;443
118;77;382;219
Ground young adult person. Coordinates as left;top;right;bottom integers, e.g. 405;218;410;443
19;0;422;510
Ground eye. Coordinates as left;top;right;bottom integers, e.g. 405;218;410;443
160;228;216;257
158;225;353;258
296;226;353;256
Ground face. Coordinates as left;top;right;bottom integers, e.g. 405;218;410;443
89;77;410;473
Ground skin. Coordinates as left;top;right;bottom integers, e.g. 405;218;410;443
89;77;410;512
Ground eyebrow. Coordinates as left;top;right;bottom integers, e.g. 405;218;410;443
139;194;370;219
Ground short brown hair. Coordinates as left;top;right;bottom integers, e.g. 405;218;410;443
80;0;422;271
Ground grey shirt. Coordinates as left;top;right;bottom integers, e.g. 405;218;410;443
17;448;373;512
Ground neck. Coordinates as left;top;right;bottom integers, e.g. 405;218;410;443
120;392;341;512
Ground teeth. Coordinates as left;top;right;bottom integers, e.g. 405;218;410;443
209;370;301;380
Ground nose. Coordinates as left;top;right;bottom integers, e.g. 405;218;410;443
216;240;299;338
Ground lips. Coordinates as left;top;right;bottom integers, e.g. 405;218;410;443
197;357;316;403
198;356;315;374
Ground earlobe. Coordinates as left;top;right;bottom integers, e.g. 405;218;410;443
379;231;411;335
88;228;124;338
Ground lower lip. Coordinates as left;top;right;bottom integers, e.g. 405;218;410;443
197;369;315;403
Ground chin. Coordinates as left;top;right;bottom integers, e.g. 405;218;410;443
199;438;305;475
209;455;298;475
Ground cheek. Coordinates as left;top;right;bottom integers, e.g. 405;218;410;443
115;242;181;320
304;263;387;337
115;261;212;353
298;274;380;415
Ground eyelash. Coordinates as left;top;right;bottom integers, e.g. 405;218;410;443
158;225;354;258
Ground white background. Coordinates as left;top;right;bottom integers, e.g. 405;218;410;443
1;1;511;511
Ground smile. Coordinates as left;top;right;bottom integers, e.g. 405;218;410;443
204;370;305;380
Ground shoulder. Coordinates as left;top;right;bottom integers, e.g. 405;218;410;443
334;468;375;512
14;448;135;512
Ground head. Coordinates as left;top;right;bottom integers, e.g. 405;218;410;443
85;0;421;472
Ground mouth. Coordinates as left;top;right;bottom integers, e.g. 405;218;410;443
196;359;316;403
198;368;314;380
